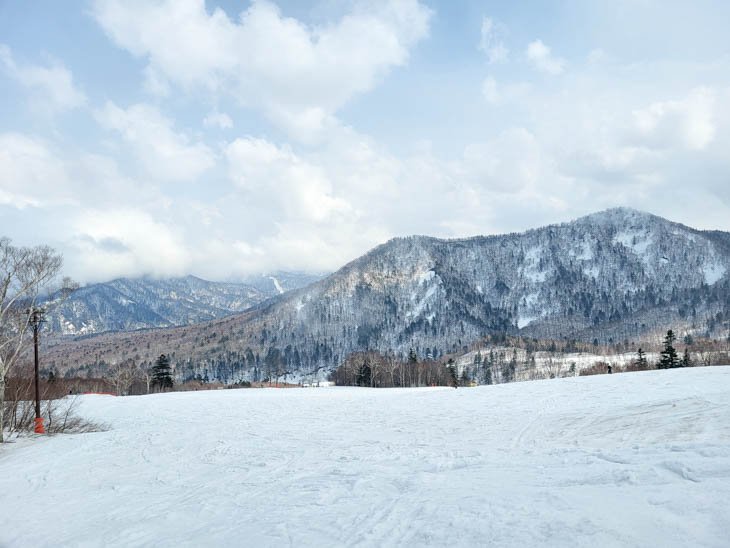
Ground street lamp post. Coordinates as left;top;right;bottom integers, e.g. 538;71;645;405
28;307;45;434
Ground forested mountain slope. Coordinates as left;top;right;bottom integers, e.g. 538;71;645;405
46;208;730;382
44;273;323;335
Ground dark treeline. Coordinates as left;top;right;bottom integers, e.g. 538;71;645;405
330;328;730;388
329;350;458;387
51;327;730;389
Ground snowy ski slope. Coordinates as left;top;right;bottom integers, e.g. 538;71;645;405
2;367;729;547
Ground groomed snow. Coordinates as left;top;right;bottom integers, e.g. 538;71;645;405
2;367;730;547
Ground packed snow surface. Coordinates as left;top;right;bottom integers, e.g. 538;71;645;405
2;367;730;547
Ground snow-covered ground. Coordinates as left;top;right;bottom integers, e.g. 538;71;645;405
2;367;730;547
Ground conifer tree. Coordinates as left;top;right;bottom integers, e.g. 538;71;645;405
484;364;493;385
460;367;471;385
407;349;418;387
636;347;648;369
408;348;418;364
151;353;174;391
501;349;517;382
658;330;679;369
356;359;371;387
488;350;496;383
447;358;458;388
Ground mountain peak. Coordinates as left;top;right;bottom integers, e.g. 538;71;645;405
573;207;659;225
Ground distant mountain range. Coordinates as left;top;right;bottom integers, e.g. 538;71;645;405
46;208;730;382
44;272;323;335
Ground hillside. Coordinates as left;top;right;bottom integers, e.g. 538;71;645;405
45;208;730;382
2;367;729;546
43;272;323;335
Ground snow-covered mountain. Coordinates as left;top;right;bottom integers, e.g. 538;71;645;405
235;208;729;369
239;271;328;297
45;273;323;335
48;208;730;380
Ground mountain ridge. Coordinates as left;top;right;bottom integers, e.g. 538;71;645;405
45;208;730;382
44;271;324;336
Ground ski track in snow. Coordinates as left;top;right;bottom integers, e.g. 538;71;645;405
2;368;730;547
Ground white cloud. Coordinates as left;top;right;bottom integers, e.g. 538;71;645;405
482;76;499;104
632;87;716;150
479;17;508;64
91;0;432;140
4;143;160;208
217;124;568;274
0;133;73;208
225;137;350;223
587;48;608;64
68;209;190;282
265;105;339;145
0;44;86;113
481;76;530;105
203;110;234;129
71;152;163;207
142;65;171;97
462;128;552;193
4;3;730;285
95;102;216;182
526;39;565;75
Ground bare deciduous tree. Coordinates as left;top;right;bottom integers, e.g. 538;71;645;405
543;355;565;379
1;238;63;442
136;362;153;394
109;359;139;396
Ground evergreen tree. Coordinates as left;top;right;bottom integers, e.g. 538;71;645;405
501;349;517;383
483;364;493;385
658;330;679;369
488;350;496;383
636;347;648;369
408;348;418;364
447;358;458;388
460;367;471;386
151;353;174;391
407;348;418;387
356;359;371;387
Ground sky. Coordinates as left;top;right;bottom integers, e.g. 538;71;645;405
1;0;729;284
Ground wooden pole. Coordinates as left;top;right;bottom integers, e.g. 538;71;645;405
32;309;45;434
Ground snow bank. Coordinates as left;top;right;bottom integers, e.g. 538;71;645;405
2;367;729;547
